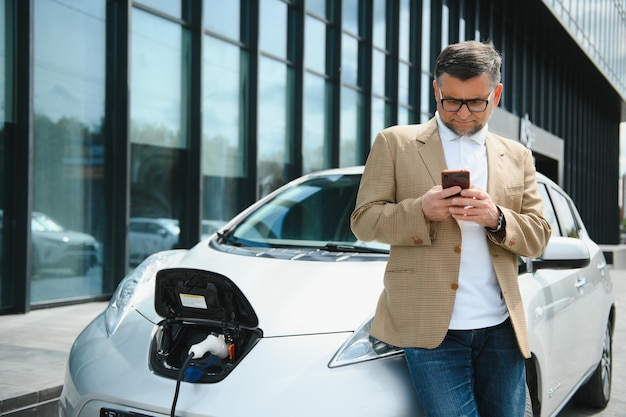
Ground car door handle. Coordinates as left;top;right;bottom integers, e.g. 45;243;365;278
575;277;587;293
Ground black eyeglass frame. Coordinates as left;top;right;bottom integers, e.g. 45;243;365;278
437;89;494;113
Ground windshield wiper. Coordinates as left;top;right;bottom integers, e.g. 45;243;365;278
322;243;389;254
216;229;242;246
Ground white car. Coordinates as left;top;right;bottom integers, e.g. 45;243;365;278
30;211;100;275
128;218;181;267
60;167;614;417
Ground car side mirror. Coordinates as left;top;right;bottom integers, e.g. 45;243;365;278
529;236;591;271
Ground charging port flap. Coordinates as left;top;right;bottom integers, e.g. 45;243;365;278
154;268;258;328
151;268;262;383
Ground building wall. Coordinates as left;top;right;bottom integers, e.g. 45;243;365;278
1;0;625;313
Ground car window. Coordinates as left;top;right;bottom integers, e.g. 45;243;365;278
536;183;560;237
130;222;147;233
32;213;65;232
147;223;164;235
550;188;580;238
231;174;360;247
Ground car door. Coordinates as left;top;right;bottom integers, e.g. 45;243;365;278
547;185;608;370
524;182;608;414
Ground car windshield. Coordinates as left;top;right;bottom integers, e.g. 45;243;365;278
227;173;388;252
32;213;65;232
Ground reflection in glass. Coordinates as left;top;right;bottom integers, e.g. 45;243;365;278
0;0;4;124
537;185;560;237
371;97;385;146
372;49;385;96
258;57;287;198
203;36;246;222
399;0;410;62
398;106;410;126
551;191;580;239
135;0;181;18
306;0;325;17
303;73;326;174
399;62;409;105
340;87;361;167
260;0;287;59
131;8;184;149
305;15;326;75
129;7;186;266
421;72;431;121
0;0;5;306
421;0;431;73
373;0;386;48
32;0;106;302
342;0;359;34
341;33;358;86
203;0;239;40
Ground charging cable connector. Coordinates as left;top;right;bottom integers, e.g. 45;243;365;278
188;334;229;359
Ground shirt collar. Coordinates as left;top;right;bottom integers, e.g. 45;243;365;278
435;111;488;145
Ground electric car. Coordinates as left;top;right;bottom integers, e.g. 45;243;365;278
60;167;614;417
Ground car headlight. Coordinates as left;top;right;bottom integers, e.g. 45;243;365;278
328;315;404;368
105;250;187;336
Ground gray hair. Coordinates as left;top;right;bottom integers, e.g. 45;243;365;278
434;41;502;89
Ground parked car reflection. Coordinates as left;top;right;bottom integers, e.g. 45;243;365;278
129;218;226;267
30;211;100;276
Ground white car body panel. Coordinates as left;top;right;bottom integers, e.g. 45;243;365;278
62;310;421;417
134;244;387;337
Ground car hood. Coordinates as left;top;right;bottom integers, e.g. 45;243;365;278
33;230;96;243
134;241;387;337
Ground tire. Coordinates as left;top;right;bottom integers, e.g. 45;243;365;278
574;321;612;408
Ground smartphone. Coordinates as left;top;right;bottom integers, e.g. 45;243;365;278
441;169;470;197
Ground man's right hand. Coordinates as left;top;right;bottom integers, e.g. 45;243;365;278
421;185;461;222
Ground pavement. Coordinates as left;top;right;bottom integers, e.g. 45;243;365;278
0;270;626;417
0;301;108;417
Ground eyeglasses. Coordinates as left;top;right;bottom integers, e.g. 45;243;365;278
438;89;494;113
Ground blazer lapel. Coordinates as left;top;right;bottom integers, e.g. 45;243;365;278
417;118;448;186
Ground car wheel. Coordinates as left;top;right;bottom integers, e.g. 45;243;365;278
574;321;612;408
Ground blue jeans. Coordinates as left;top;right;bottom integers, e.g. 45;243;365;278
404;319;526;417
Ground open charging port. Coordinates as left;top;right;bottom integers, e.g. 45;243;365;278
150;268;262;383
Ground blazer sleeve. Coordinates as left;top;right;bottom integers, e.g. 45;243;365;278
350;129;435;247
487;145;551;258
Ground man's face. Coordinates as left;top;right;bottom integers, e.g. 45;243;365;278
433;73;502;136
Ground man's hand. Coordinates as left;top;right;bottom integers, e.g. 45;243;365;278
422;185;500;229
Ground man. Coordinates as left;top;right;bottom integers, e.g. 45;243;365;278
350;41;551;416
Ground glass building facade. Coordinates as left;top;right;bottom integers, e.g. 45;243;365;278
1;0;625;313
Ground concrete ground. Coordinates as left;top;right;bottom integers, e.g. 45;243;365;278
0;270;625;417
0;301;107;417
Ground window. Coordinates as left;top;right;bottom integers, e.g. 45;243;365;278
550;188;580;238
129;7;186;247
204;0;239;40
31;0;106;302
259;0;287;59
258;57;288;198
202;36;246;222
0;0;6;306
537;183;560;237
303;73;327;174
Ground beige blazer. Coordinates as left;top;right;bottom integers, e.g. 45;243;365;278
350;118;551;358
